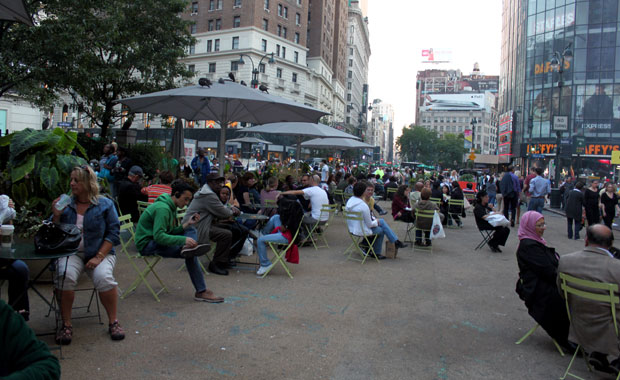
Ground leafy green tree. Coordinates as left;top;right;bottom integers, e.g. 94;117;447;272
435;133;467;168
395;124;437;163
5;0;195;138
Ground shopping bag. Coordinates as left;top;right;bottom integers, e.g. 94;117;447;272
487;213;510;227
463;197;472;210
430;211;446;240
384;241;398;259
239;237;254;256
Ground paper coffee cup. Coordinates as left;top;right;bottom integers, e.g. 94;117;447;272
1;224;14;248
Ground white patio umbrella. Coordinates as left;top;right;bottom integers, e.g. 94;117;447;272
0;0;33;25
239;122;359;168
117;79;328;174
301;137;374;149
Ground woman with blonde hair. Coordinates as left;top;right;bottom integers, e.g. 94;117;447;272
51;165;123;345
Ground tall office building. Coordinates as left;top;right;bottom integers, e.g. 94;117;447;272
345;0;370;138
499;0;620;179
369;99;393;162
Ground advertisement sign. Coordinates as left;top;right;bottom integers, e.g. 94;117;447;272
523;142;620;157
575;84;615;132
498;111;513;157
421;48;452;64
184;139;196;163
422;93;485;111
464;129;472;150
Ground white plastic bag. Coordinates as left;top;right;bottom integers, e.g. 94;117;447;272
239;237;254;256
430;211;446;240
487;213;510;227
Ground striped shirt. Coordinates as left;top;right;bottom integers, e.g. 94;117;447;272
145;184;172;203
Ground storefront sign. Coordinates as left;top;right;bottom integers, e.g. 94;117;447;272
523;142;620;156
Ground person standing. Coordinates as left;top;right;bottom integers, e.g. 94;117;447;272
191;148;211;186
560;177;575;210
500;165;520;227
486;176;497;206
600;183;619;229
117;166;148;223
527;168;550;213
565;182;585;240
320;160;330;191
584;180;601;226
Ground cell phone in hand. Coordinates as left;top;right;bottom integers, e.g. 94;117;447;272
192;213;200;222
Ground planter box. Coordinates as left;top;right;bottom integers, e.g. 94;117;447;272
115;129;138;146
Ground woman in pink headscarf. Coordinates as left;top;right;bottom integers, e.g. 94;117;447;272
515;211;574;352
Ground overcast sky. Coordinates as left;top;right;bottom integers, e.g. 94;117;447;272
367;0;503;138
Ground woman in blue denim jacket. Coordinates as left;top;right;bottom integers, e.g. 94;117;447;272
51;165;123;345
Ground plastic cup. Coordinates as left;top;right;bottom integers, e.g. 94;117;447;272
55;194;71;211
1;224;14;248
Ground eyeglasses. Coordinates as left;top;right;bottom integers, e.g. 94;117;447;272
535;223;546;228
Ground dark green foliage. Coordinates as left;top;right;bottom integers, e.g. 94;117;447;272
396;125;467;167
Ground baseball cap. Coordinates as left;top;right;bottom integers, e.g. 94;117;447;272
128;166;144;177
206;173;225;182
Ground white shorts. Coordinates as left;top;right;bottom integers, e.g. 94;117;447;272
55;254;118;292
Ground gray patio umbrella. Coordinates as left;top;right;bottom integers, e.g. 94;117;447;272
301;137;374;149
0;0;33;25
227;137;273;145
170;118;184;160
117;79;328;175
239;122;359;168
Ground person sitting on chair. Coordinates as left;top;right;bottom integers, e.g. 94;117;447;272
412;188;440;247
134;180;223;302
214;186;249;259
474;190;510;252
392;185;414;223
515;211;573;354
361;182;407;248
449;181;464;227
557;224;620;374
279;174;329;243
345;182;387;259
117;165;148;223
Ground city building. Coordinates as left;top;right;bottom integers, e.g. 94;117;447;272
369;98;393;162
499;0;620;181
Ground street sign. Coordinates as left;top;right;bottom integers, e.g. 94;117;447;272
468;152;476;161
612;151;620;165
575;136;586;154
57;121;71;127
553;115;568;131
531;154;546;158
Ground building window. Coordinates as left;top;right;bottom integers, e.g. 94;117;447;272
295;12;300;25
277;4;282;16
232;36;239;49
297;0;301;5
294;32;300;44
283;6;288;18
217;0;222;10
259;63;265;73
190;24;197;34
208;63;216;73
215;19;221;30
188;64;195;73
262;18;268;30
214;39;220;51
277;25;282;36
209;0;215;11
233;16;240;27
346;94;351;101
208;19;214;31
189;44;195;54
276;44;280;56
261;39;267;52
281;46;286;59
234;0;242;7
191;1;198;13
276;68;282;78
231;61;239;71
264;0;269;10
282;27;287;38
292;73;297;82
347;70;352;78
294;51;299;63
348;59;352;67
349;47;353;55
207;40;212;52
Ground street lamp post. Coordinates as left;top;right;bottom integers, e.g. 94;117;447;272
237;52;276;88
550;43;573;187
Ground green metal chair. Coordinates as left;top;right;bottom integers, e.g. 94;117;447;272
137;200;150;216
447;199;464;229
514;323;565;356
342;210;380;264
429;197;442;208
261;219;304;279
413;209;435;252
118;214;168;302
333;189;345;213
558;272;620;380
301;204;336;250
386;187;398;200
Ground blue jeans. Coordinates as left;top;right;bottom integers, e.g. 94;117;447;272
567;218;582;240
488;193;496;206
257;215;289;267
369;226;386;255
0;260;30;315
377;219;398;243
140;227;206;293
528;197;545;213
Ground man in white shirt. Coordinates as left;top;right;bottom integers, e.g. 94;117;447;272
280;174;329;242
320;160;330;190
345;182;386;259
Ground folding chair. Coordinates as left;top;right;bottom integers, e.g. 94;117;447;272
333;189;345;213
447;199;464;229
118;214;168;302
301;204;336;250
475;229;493;250
260;219;303;278
558;273;620;380
413;209;435;252
386;187;398;200
342;210;380;264
137;200;150;216
515;323;565;356
429;197;442;208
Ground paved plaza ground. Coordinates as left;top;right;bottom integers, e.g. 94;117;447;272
22;202;617;379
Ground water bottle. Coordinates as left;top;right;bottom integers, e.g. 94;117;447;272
55;194;71;211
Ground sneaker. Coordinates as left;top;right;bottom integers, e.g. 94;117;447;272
108;320;125;341
55;324;73;345
379;210;388;216
194;289;224;303
180;243;211;258
589;352;614;374
256;264;274;276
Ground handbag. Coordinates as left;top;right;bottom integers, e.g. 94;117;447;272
34;220;81;255
486;213;510;227
384;241;398;259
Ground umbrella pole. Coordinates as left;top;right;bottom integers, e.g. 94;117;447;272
219;121;227;176
295;137;301;171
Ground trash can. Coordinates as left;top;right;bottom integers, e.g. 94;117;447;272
550;188;562;209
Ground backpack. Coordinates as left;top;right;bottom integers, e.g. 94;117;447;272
277;197;304;241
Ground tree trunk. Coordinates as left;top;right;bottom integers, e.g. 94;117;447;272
100;103;114;139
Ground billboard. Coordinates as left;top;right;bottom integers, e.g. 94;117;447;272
498;111;513;156
421;48;452;64
422;93;486;111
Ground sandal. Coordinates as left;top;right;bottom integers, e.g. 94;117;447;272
108;320;125;341
55;324;73;345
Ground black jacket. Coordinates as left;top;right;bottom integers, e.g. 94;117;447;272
564;189;584;220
